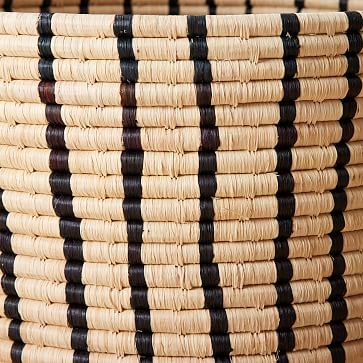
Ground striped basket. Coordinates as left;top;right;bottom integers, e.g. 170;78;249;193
0;1;363;362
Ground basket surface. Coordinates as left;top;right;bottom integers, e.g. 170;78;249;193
0;1;363;362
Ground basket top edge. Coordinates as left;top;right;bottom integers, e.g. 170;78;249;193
0;10;361;38
0;11;363;39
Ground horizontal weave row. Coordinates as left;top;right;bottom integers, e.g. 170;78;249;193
2;165;363;198
1;0;362;12
2;230;363;263
0;317;362;356
3;55;363;83
1;272;362;310
1;252;362;288
0;11;361;37
1;143;362;175
1;78;362;106
1;121;362;151
4;5;363;16
0;339;361;363
2;33;363;60
1;208;362;241
0;99;361;127
1;187;363;221
0;293;362;333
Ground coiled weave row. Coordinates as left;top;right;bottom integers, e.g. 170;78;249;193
0;0;362;15
0;2;362;363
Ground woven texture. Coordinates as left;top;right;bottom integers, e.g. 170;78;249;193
0;1;363;362
0;0;362;14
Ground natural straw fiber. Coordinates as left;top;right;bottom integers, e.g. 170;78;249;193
0;1;363;363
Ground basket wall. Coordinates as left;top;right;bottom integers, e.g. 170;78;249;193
0;1;363;362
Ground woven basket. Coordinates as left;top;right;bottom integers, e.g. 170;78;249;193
0;1;363;362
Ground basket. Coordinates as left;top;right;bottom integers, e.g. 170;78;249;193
0;0;362;362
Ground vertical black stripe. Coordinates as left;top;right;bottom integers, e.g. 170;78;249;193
245;0;252;14
114;15;153;360
295;0;304;12
3;0;12;11
169;0;179;15
40;0;52;12
0;191;24;362
327;12;363;363
339;0;348;11
37;13;90;363
274;14;301;363
79;0;89;14
207;0;216;15
188;15;231;360
124;0;132;15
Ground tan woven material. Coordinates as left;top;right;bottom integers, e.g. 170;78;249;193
2;55;363;83
0;339;362;363
0;34;361;59
0;1;362;362
1;99;363;127
2;231;363;263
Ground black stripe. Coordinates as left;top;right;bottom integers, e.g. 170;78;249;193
346;11;363;32
10;343;24;363
0;231;12;255
67;304;88;328
274;14;302;361
0;191;24;356
328;12;363;362
71;328;88;350
1;275;16;297
64;239;84;261
49;172;72;195
115;15;153;359
41;0;52;12
207;0;216;15
117;38;135;60
347;32;363;53
121;60;138;83
294;0;304;12
65;284;86;305
0;254;15;276
188;15;232;360
245;0;252;14
37;14;54;77
329;345;346;363
123;0;132;15
280;15;300;82
339;0;348;11
3;0;12;11
39;58;55;80
79;0;89;14
37;13;89;362
190;38;208;62
281;79;300;101
281;14;300;37
49;150;69;172
46;104;63;125
37;13;53;36
114;15;133;37
169;0;179;15
8;320;22;342
46;125;66;149
187;16;208;37
0;214;7;232
73;351;90;363
54;197;77;218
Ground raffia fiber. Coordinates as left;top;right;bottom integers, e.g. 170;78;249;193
0;1;362;362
